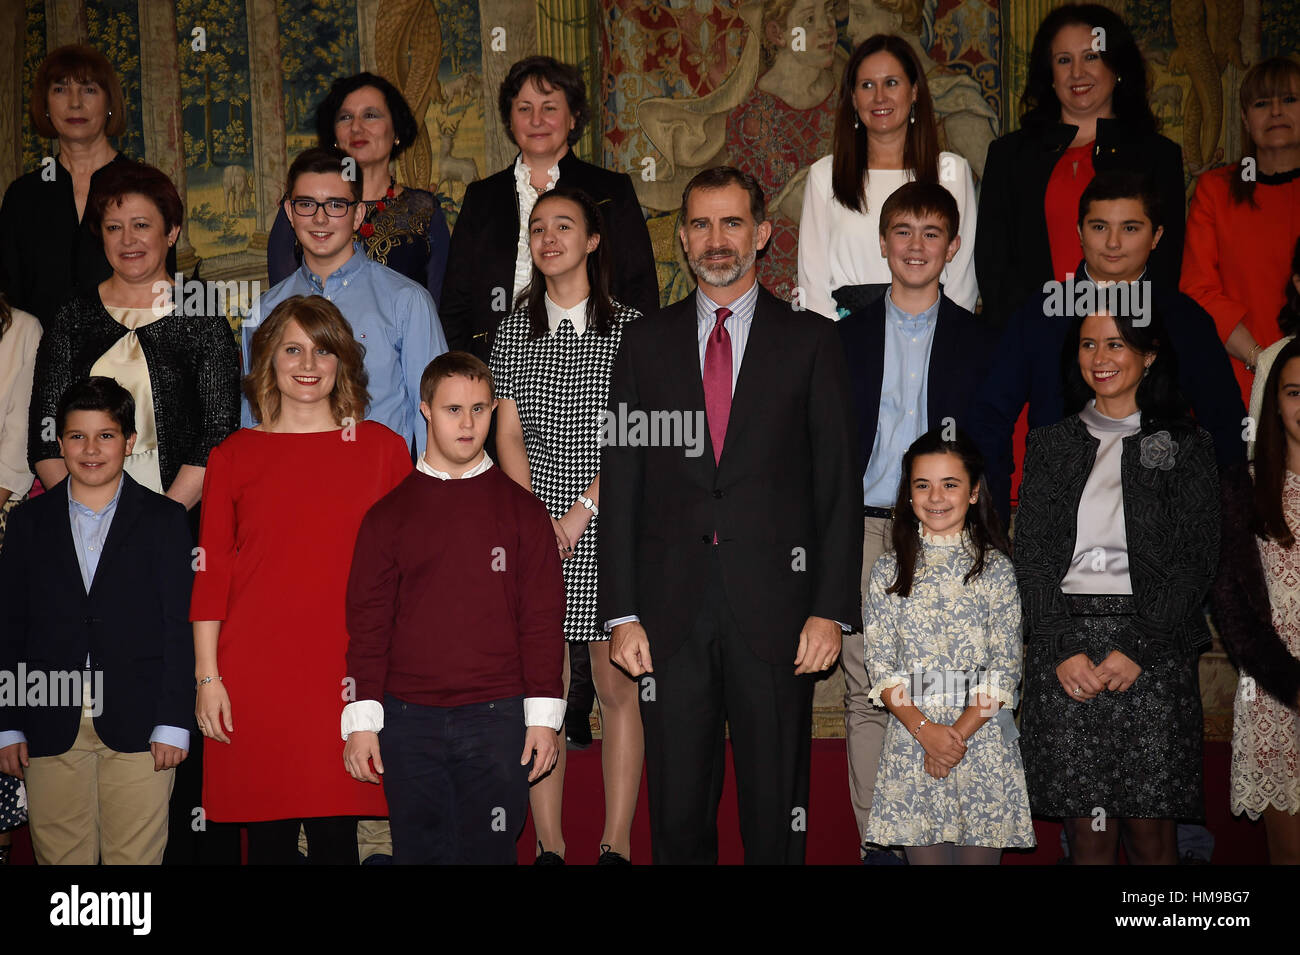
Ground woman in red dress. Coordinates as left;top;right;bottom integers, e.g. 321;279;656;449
1182;56;1300;405
191;295;412;864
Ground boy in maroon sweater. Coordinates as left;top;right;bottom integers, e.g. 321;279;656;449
341;352;566;864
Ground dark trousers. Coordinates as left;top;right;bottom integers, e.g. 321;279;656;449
382;694;530;865
640;551;813;864
245;816;359;865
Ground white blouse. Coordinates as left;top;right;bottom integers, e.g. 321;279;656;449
796;152;979;320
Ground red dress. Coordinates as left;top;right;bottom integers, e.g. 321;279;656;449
1182;165;1300;404
190;423;412;822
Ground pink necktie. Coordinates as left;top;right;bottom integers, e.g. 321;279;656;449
703;306;732;466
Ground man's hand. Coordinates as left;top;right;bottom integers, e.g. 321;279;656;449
0;741;28;779
610;621;653;677
1055;653;1103;701
343;731;384;784
150;742;187;771
1093;650;1142;692
793;616;841;675
521;725;559;782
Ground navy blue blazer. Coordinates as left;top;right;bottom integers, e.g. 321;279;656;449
966;272;1246;526
0;475;195;757
838;292;992;484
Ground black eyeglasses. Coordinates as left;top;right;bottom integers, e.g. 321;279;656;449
288;197;357;217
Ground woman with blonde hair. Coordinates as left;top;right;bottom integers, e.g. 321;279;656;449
191;295;412;864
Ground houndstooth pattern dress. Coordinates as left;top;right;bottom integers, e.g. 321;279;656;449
491;297;639;641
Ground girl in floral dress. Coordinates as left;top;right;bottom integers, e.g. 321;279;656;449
863;428;1034;864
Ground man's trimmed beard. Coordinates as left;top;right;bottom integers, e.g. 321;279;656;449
689;241;758;288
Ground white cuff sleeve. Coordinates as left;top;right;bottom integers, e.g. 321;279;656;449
603;614;639;631
524;697;567;731
341;700;384;740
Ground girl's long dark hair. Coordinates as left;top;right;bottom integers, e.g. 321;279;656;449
1253;336;1300;547
0;292;11;340
1060;302;1191;429
830;34;939;214
518;185;615;339
887;428;1011;598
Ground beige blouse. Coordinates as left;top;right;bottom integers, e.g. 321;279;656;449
91;304;167;493
0;308;41;497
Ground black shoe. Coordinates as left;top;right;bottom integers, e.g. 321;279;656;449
596;844;630;865
565;716;593;750
534;840;565;865
861;844;906;865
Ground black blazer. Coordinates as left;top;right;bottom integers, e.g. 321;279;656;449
838;293;991;481
0;475;196;756
439;151;659;362
1012;416;1220;668
28;292;241;490
598;285;862;662
975;117;1185;328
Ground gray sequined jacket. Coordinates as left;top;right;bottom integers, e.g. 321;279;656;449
1013;415;1221;667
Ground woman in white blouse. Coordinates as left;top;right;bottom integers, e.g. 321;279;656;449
0;294;40;519
798;33;978;319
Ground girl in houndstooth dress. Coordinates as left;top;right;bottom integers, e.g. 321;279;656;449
491;186;643;864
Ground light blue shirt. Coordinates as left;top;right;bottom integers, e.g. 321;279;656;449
240;245;448;453
0;476;189;752
862;290;940;508
695;281;760;393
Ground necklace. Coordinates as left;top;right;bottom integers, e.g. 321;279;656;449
365;176;396;211
358;177;396;238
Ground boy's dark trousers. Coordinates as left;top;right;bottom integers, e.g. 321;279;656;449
382;694;531;864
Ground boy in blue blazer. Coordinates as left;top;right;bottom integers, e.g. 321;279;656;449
0;377;194;864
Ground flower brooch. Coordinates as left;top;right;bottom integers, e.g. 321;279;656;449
1139;430;1178;470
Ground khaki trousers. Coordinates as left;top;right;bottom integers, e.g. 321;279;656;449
25;712;174;865
842;516;892;848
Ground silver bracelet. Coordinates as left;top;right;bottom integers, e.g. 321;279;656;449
913;718;929;737
197;675;222;687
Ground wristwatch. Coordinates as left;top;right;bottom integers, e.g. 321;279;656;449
577;494;598;517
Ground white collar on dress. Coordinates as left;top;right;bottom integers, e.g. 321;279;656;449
545;292;589;337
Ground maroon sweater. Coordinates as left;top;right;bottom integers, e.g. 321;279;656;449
345;465;565;707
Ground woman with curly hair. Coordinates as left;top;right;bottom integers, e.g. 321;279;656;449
191;295;412;864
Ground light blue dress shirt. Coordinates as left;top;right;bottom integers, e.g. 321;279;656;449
0;475;189;752
695;281;760;392
861;290;940;508
239;244;448;453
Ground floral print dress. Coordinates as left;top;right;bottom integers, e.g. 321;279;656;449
863;533;1035;848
